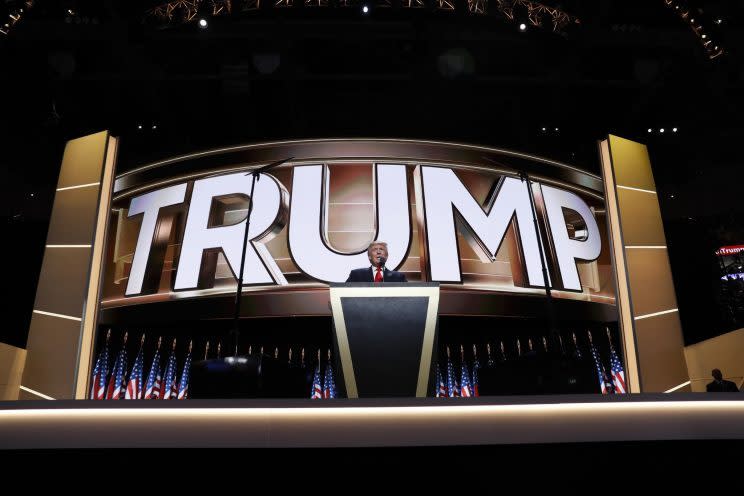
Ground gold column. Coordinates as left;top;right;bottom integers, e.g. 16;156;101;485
20;131;118;400
600;135;689;393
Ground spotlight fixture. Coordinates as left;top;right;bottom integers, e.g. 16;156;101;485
519;23;527;31
648;128;652;133
541;127;546;131
362;5;369;13
137;124;142;130
152;124;157;130
715;18;722;24
672;127;678;132
554;127;559;132
199;18;207;28
660;128;665;133
701;34;706;39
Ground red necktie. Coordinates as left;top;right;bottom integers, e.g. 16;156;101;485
374;267;383;283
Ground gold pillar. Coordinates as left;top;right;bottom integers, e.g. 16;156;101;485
600;135;689;393
20;131;118;400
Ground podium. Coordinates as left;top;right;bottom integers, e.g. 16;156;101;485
329;282;440;398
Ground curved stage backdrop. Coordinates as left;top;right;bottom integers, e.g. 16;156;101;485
19;134;690;400
103;140;614;320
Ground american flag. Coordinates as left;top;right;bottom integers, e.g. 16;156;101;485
446;355;459;397
105;339;128;400
144;347;161;400
460;358;473;397
177;346;192;400
125;344;145;400
89;340;110;400
323;354;336;399
435;366;447;397
609;342;627;394
310;361;323;399
471;345;480;397
590;343;613;395
161;342;179;400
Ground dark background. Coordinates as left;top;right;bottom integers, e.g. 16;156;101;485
2;0;743;349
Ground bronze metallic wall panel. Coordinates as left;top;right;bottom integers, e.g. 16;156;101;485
684;328;744;392
601;135;688;393
17;390;37;400
625;249;678;317
634;311;688;392
0;343;26;401
608;135;656;192
45;186;102;245
23;313;82;399
23;131;116;401
616;189;667;247
56;131;110;189
33;248;92;317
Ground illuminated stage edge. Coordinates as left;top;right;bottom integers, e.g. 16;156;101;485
2;394;744;449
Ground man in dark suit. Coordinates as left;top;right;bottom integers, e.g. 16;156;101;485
346;241;407;283
705;368;740;392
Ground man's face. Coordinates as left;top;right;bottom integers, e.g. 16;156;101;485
368;244;388;266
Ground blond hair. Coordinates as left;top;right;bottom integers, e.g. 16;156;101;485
367;241;388;253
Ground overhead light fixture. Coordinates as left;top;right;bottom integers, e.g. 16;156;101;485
199;18;207;28
519;23;527;31
672;127;678;132
660;128;665;133
362;5;369;13
648;128;652;133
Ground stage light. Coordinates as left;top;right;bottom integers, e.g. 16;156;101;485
30;193;34;197
137;124;142;130
716;19;722;24
670;195;674;198
660;128;665;133
701;34;706;39
554;127;559;132
672;127;678;132
362;5;369;13
519;23;527;31
541;127;546;131
199;18;207;28
152;124;157;130
647;128;652;133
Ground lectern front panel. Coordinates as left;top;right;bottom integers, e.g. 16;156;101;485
341;296;429;397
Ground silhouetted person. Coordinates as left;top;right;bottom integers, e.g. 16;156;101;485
705;368;739;392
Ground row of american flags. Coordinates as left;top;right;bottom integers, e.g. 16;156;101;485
89;331;192;400
89;328;625;399
433;329;626;397
89;329;340;400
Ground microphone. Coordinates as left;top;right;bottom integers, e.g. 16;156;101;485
378;256;387;268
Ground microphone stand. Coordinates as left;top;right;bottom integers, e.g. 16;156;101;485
519;170;559;348
231;156;294;356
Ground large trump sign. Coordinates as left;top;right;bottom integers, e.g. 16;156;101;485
103;139;615;315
